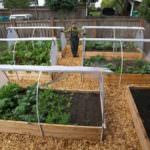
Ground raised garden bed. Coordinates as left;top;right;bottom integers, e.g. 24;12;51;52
0;83;102;140
85;41;143;60
0;41;51;65
85;51;143;60
84;56;150;84
0;41;62;82
127;86;150;150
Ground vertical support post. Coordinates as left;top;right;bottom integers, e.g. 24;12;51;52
51;17;55;37
99;72;105;141
82;38;86;66
113;29;116;53
119;41;124;87
36;72;44;137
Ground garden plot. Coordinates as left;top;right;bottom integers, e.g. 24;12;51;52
85;41;143;60
0;65;112;140
127;86;150;150
84;56;150;84
0;83;102;140
82;26;144;60
0;38;60;83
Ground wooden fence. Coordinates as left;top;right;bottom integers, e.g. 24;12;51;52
0;7;86;20
0;18;149;52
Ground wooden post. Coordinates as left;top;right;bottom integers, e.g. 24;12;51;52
51;17;55;37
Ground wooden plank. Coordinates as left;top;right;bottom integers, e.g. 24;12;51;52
0;120;101;140
86;51;143;60
105;74;150;84
126;86;150;150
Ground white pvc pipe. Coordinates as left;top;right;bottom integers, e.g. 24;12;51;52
0;37;57;42
80;38;150;42
82;26;145;30
119;41;124;86
36;72;44;136
7;26;65;30
0;65;112;74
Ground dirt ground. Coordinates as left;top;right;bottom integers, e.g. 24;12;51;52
0;45;145;150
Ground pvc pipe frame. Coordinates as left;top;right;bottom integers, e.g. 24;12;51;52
82;26;145;30
82;26;145;53
0;37;57;41
7;27;65;30
80;38;150;42
0;65;112;74
0;65;112;140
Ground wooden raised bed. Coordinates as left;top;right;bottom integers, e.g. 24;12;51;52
84;74;150;85
126;86;150;150
86;51;143;60
0;90;103;140
104;74;150;85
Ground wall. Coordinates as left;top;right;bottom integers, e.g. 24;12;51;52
0;6;86;19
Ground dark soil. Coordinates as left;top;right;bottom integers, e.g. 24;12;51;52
130;88;150;139
70;92;102;126
57;91;102;126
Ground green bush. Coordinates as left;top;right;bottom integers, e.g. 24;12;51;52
0;83;71;124
46;0;78;11
4;0;30;9
139;0;150;22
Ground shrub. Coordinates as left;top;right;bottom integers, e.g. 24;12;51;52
139;0;150;22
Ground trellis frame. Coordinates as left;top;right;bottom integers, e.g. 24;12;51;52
0;37;58;66
0;65;112;140
82;26;145;52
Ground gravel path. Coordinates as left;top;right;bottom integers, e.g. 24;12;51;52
0;45;142;150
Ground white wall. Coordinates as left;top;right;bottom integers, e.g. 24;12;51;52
38;0;45;6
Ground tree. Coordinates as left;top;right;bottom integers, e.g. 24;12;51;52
4;0;30;9
139;0;150;22
46;0;78;11
101;0;129;15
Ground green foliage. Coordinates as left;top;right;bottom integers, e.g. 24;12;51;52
0;83;21;119
0;41;52;65
86;41;136;52
84;56;150;74
101;0;115;8
4;0;30;9
46;0;78;11
101;0;128;15
0;83;71;124
139;0;150;22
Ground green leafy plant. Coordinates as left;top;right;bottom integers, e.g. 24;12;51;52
85;41;136;52
139;0;150;22
84;56;150;74
0;41;52;65
0;83;72;124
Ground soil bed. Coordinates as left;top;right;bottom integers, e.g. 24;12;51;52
130;87;150;138
127;86;150;150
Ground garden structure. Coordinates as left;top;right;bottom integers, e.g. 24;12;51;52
127;86;150;150
82;26;144;60
0;65;112;140
82;38;150;85
0;24;150;149
7;26;67;52
0;37;60;83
